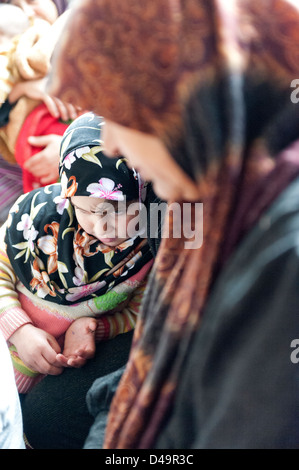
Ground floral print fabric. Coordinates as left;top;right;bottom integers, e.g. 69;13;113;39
4;113;152;305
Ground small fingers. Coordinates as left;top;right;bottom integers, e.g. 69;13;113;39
55;353;69;366
59;353;87;368
67;356;87;368
56;353;86;369
42;94;61;118
33;355;64;375
74;344;95;360
51;96;78;122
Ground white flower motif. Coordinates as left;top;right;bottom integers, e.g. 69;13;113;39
63;151;76;170
54;194;69;215
87;177;124;200
16;214;38;250
76;146;91;158
72;266;85;286
59;172;68;197
26;226;39;252
17;213;32;235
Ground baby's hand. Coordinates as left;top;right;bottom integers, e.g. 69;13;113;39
9;324;64;375
57;317;97;368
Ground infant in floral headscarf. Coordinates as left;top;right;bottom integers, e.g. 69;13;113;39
0;112;153;393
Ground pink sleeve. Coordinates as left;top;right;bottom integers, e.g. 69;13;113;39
0;307;32;341
0;224;32;340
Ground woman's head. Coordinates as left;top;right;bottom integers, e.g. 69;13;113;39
0;0;67;23
51;0;299;202
59;112;142;246
101;120;201;201
50;0;219;200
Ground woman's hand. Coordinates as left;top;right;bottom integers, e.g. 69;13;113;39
8;78;79;121
9;323;64;375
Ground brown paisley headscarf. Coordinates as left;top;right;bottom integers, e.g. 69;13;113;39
51;0;299;448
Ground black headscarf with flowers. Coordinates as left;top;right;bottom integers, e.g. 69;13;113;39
4;113;152;305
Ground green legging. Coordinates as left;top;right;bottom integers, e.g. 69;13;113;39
21;330;133;449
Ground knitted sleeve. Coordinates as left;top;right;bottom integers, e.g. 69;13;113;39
0;223;32;340
95;276;149;342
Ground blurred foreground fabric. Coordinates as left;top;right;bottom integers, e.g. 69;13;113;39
0;154;22;225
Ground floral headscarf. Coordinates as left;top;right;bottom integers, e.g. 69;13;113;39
59;112;141;202
4;113;152;305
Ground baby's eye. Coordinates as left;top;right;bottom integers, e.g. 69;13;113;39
97;210;109;216
115;208;126;215
115;203;128;214
95;204;117;216
94;208;113;218
77;207;89;214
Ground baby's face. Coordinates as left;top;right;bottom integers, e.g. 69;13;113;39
9;0;59;24
71;196;140;247
0;4;30;40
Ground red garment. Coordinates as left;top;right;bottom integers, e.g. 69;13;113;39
15;103;69;193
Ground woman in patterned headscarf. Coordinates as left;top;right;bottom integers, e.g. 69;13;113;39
51;0;299;448
0;112;153;396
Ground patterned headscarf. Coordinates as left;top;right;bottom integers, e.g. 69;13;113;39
50;0;299;448
5;113;152;306
59;112;140;202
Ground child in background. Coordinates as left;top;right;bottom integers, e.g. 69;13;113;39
0;2;52;118
0;0;73;194
0;112;153;393
0;3;56;224
0;4;31;105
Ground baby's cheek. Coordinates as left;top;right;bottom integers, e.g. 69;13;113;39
77;215;93;234
94;218;112;237
124;214;140;238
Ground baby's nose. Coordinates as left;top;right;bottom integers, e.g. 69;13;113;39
94;218;114;238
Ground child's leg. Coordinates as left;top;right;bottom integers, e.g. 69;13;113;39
9;345;45;394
